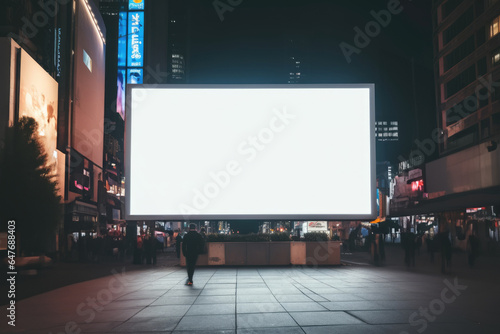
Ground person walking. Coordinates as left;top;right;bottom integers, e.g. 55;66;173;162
182;223;204;286
175;230;183;259
200;227;208;255
438;230;452;274
467;232;480;267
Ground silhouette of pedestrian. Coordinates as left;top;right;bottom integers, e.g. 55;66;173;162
467;233;480;267
144;235;152;264
438;231;452;273
403;232;416;267
182;223;204;285
415;234;422;256
200;227;208;255
175;230;183;259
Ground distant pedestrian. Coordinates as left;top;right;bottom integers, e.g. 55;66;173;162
144;235;152;264
438;231;452;274
200;227;208;255
415;234;422;256
403;232;416;267
175;230;182;259
182;223;205;285
379;234;386;263
425;233;436;263
467;233;480;267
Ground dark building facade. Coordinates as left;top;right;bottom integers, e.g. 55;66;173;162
433;0;500;153
389;0;500;249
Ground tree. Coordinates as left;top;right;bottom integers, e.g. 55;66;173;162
0;117;62;255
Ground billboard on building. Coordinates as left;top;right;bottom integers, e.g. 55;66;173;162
306;221;328;232
127;11;144;68
18;49;59;171
72;0;105;167
126;85;376;221
129;0;145;10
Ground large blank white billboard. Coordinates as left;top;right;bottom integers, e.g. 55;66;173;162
126;85;376;220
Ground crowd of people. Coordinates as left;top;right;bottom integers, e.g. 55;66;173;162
346;223;486;272
67;234;126;262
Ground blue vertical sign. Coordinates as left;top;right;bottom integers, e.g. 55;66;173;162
118;12;127;67
127;68;143;84
128;11;144;67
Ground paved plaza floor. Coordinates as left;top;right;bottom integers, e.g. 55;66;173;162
2;257;499;334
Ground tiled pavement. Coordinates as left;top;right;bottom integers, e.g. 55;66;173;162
2;261;499;334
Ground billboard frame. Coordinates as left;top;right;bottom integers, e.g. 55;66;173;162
125;84;376;221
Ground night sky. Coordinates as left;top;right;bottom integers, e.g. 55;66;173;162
184;0;436;166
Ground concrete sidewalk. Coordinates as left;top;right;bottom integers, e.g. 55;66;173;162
342;243;500;281
1;258;499;333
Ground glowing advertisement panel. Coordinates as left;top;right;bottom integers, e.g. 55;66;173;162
18;49;58;171
126;85;376;221
127;68;143;84
118;12;127;67
127;11;144;67
117;69;126;120
129;0;145;10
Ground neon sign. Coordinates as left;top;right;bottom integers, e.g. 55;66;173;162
129;0;144;10
411;180;424;192
128;11;144;67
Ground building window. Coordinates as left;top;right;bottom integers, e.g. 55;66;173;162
479;87;489;108
444;35;475;71
442;0;464;19
476;0;485;16
476;27;486;46
477;57;487;76
445;65;476;98
492;47;500;66
492;112;500;134
481;118;490;139
490;15;500;37
443;7;474;44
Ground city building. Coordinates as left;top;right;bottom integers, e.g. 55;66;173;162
99;0;191;240
388;0;500;248
0;0;107;253
433;0;500;154
285;37;306;84
375;121;399;142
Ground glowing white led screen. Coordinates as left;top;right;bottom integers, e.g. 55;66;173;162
126;85;376;220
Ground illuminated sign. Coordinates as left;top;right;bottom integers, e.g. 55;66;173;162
118;12;127;67
466;207;486;213
83;49;92;72
117;69;126;120
411;180;424;192
56;28;62;77
128;68;143;84
129;0;144;10
128;11;144;67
